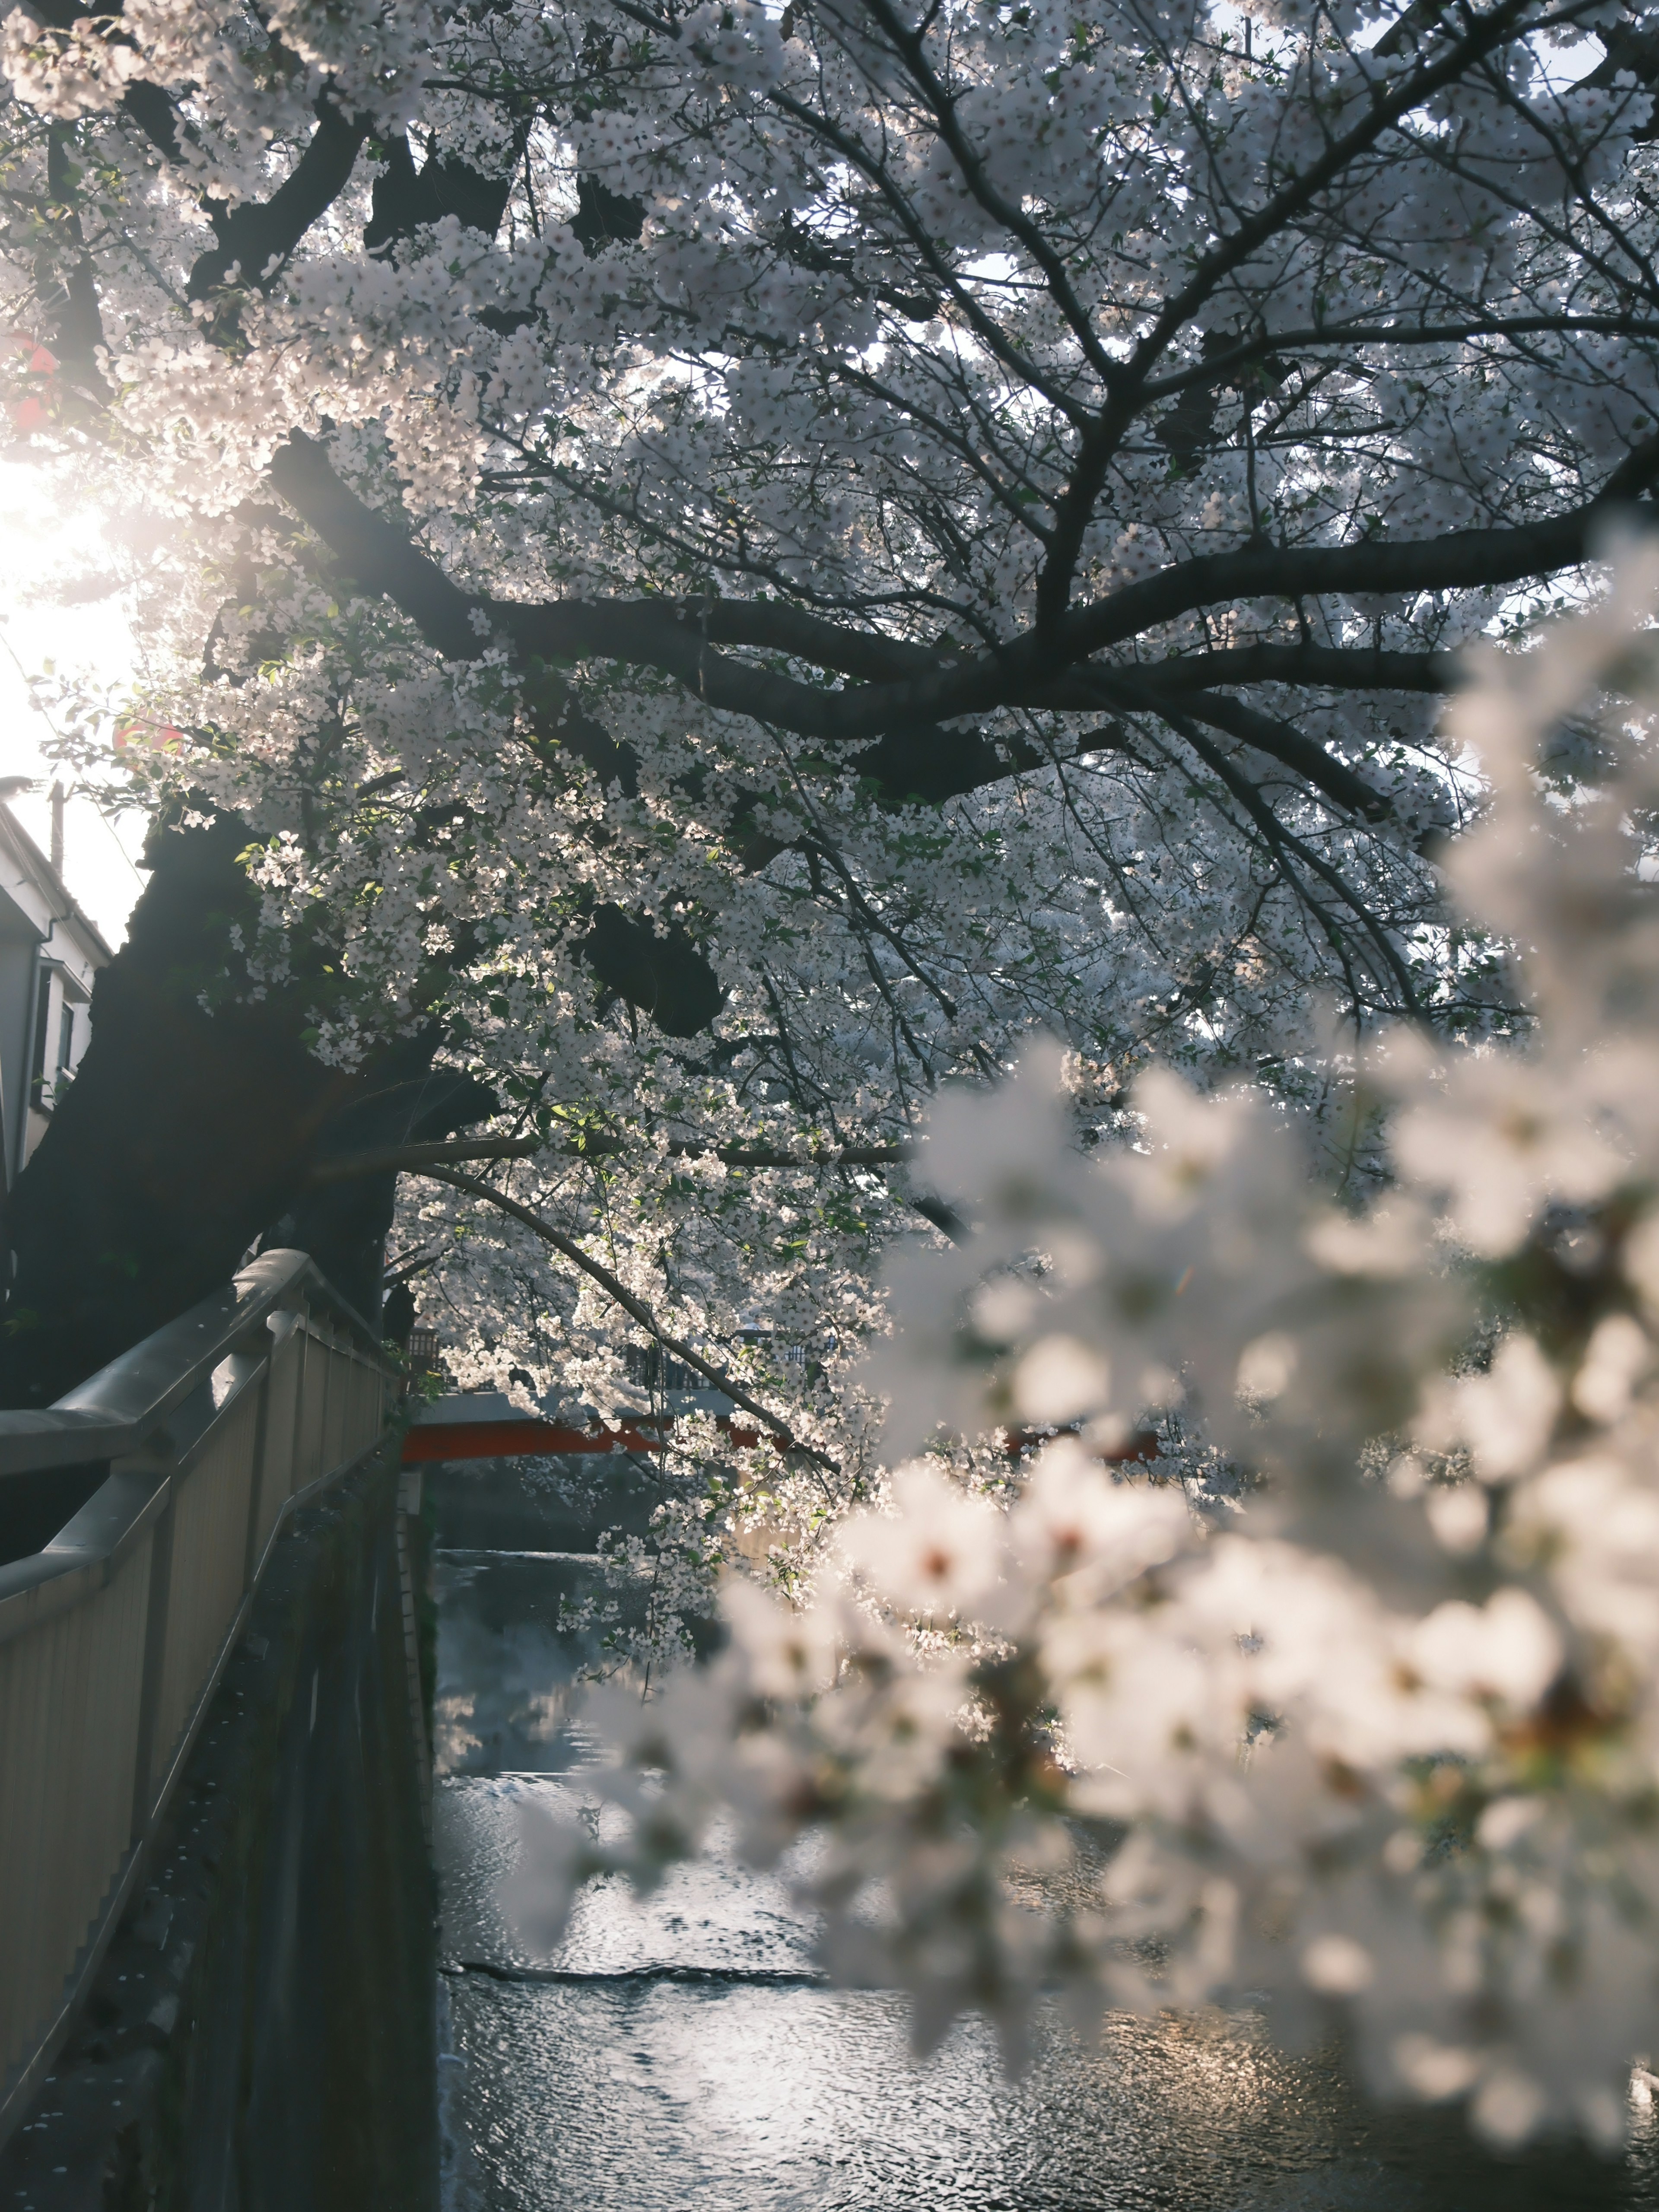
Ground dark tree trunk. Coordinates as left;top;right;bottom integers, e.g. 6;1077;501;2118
0;813;489;1410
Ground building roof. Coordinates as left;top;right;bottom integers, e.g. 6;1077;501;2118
0;800;116;965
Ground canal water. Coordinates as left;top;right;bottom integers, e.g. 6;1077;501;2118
430;1456;1659;2212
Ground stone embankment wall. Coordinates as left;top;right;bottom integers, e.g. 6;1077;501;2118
0;1450;438;2212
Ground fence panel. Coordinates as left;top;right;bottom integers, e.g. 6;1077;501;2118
251;1318;304;1560
323;1339;351;1478
343;1354;367;1468
297;1321;327;1494
149;1380;261;1791
0;1530;153;2079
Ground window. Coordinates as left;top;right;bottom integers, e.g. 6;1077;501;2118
29;976;51;1102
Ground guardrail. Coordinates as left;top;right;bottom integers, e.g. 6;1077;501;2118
0;1250;398;2146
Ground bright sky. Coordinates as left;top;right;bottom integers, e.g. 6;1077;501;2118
0;456;148;948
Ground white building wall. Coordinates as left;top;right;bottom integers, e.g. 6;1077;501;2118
0;801;111;1190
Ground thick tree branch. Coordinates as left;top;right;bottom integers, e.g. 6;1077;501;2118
255;429;1450;864
364;131;523;255
1141;315;1659;404
1060;483;1659;667
697;601;947;681
270;430;1654;764
270;432;486;655
187;101;369;299
1155;689;1391;820
40;126;110;399
42;19;368;299
263;429;1493;839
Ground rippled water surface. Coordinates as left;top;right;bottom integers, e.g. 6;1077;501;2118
431;1460;1659;2212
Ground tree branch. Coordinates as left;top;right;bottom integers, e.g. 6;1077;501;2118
270;432;487;656
1175;719;1425;1015
1151;688;1390;820
1060;482;1659;667
419;1164;839;1472
270;429;1655;760
187;100;369;299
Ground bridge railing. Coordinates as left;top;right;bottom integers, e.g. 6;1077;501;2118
0;1250;397;2144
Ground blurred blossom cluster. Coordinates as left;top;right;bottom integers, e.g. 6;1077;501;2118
515;556;1659;2149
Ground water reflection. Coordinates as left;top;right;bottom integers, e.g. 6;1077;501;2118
432;1459;1659;2212
445;1970;1659;2212
439;1772;818;1978
447;1982;1378;2212
433;1554;620;1776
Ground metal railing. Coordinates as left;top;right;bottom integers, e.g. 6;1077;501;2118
0;1250;397;2145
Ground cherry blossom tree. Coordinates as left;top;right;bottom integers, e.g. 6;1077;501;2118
6;0;1659;2141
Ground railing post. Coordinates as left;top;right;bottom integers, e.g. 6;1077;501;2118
395;1464;432;1846
293;1298;311;1493
315;1313;332;1482
128;1457;176;1840
238;1325;274;1595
